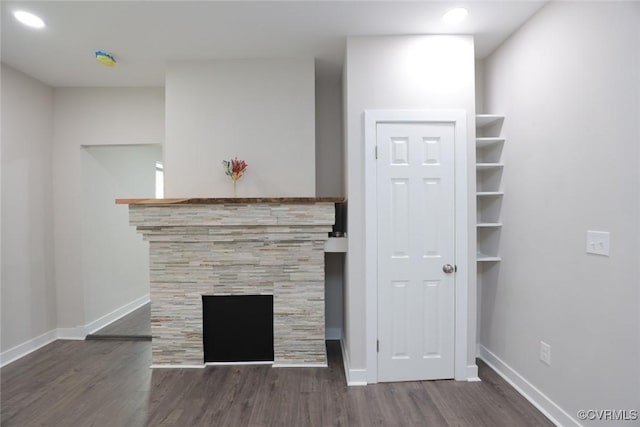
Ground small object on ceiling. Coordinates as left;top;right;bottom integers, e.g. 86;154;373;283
95;50;116;67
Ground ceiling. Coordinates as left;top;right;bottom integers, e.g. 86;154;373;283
1;1;547;87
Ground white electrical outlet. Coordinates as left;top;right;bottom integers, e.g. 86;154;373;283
539;341;551;366
586;230;610;256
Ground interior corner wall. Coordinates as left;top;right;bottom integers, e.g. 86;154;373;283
53;88;164;333
341;57;352;365
344;35;477;378
315;72;344;197
1;64;56;352
481;2;640;424
316;71;345;337
474;60;485;113
164;59;316;198
80;145;161;328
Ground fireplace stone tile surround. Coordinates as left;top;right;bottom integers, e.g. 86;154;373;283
120;198;340;367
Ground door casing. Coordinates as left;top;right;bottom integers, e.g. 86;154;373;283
364;110;470;383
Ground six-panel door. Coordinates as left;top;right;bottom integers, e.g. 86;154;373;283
377;122;456;382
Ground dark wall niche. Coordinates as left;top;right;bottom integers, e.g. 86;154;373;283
202;295;274;363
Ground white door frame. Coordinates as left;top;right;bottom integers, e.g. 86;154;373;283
364;110;469;383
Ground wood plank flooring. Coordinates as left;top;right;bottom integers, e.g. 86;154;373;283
87;303;151;338
0;340;553;427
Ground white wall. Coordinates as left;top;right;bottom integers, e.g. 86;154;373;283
165;59;315;197
475;60;485;113
481;2;640;425
343;36;477;379
316;72;343;197
316;72;345;336
81;145;160;327
53;88;164;333
1;64;56;352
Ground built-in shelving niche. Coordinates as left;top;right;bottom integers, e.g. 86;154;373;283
476;115;505;263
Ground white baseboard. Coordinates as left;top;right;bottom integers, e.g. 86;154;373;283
0;329;58;368
478;345;581;427
326;327;342;340
340;338;367;386
56;327;87;340
466;363;481;382
1;295;151;367
85;294;150;335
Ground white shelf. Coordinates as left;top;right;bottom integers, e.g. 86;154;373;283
476;137;505;148
476;163;504;170
476;114;504;265
476;115;504;128
324;237;347;253
476;191;504;197
477;254;502;262
477;223;503;228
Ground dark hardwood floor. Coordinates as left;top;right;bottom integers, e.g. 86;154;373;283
0;339;553;427
86;303;151;339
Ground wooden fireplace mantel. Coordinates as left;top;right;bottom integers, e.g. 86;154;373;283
116;197;345;205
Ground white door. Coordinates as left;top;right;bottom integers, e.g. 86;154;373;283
377;121;456;382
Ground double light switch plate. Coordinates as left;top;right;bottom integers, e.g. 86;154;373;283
586;230;610;256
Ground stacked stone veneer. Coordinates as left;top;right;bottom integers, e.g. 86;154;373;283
129;202;334;367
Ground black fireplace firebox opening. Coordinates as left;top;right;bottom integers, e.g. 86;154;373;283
202;295;274;363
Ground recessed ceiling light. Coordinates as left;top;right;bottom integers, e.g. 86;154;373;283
14;10;46;29
442;7;468;25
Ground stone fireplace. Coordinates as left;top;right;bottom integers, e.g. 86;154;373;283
118;198;339;367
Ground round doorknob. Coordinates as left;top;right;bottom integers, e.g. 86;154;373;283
442;264;455;274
